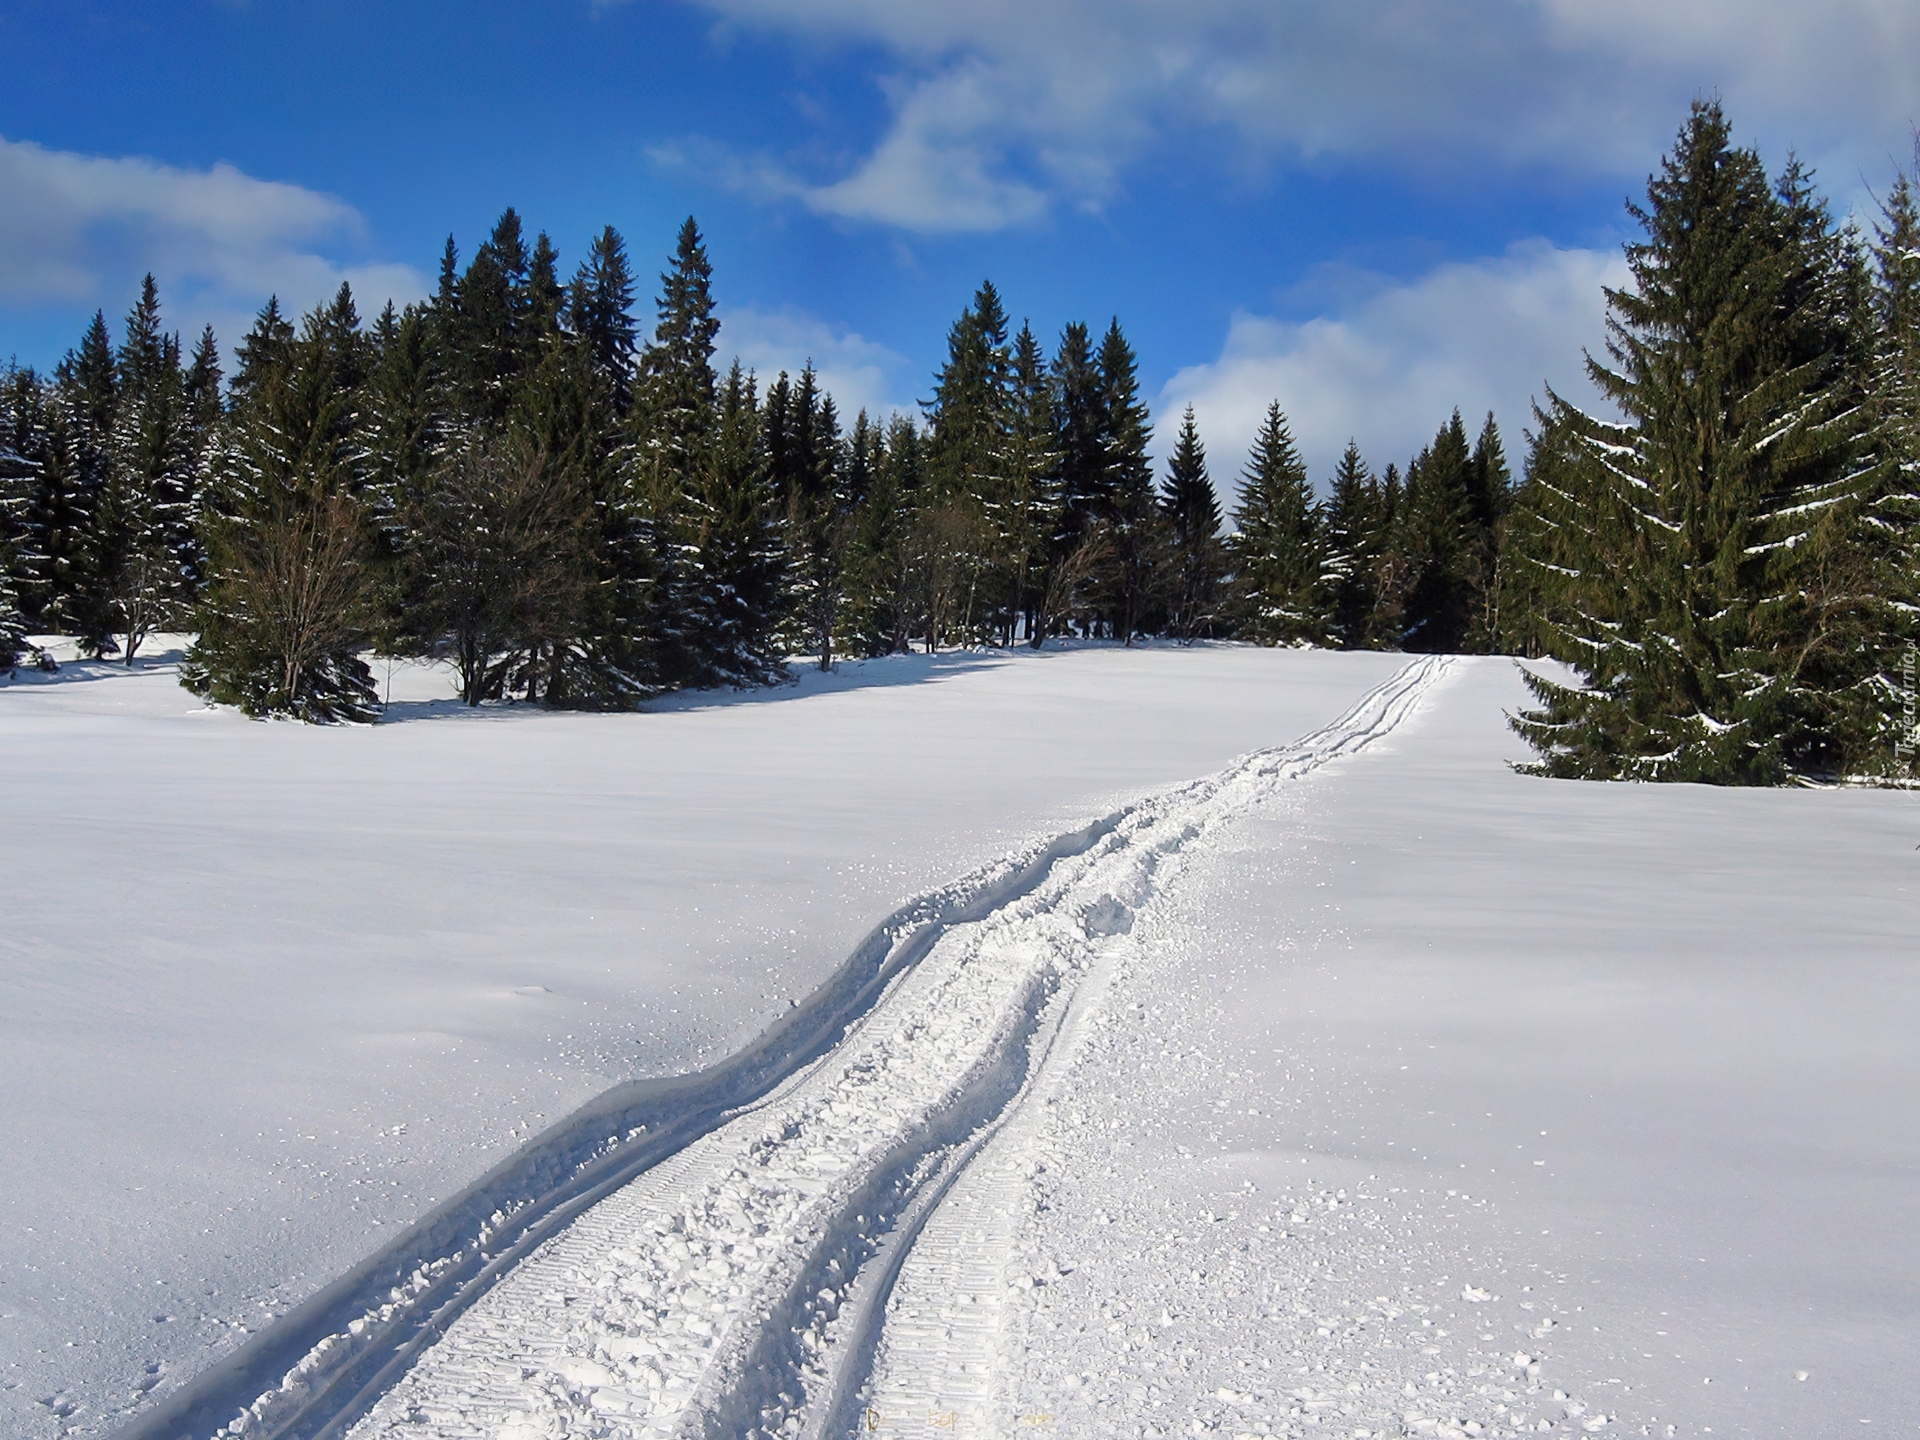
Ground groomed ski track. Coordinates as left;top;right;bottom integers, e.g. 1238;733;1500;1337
125;656;1452;1440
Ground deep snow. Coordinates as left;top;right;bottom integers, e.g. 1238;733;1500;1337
985;657;1920;1439
0;640;1403;1438
3;644;1914;1440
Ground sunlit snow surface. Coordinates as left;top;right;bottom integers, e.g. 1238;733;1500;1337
2;645;1913;1439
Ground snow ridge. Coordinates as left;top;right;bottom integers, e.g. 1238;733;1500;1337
130;656;1450;1440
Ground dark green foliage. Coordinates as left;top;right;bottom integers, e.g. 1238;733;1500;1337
183;297;379;723
1096;319;1163;642
917;282;1013;650
925;279;1010;507
95;275;201;663
1161;406;1222;641
841;413;924;658
637;218;719;475
1398;410;1479;653
678;362;788;687
779;366;857;670
1320;440;1384;649
1003;322;1058;645
1228;403;1324;645
571;226;639;417
0;372;34;670
1512;101;1883;782
0;563;23;673
441;208;542;427
400;433;592;705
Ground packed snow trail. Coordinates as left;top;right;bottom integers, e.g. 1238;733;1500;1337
143;656;1451;1440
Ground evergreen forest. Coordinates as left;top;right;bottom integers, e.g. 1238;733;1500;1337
3;103;1916;784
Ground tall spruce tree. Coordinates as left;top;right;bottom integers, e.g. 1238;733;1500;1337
1228;402;1325;645
96;276;198;662
638;218;719;474
781;367;856;671
1320;439;1382;649
1096;318;1161;641
1004;321;1058;644
920;283;1013;646
925;281;1011;506
1161;405;1223;641
632;218;730;688
570;226;640;417
682;361;787;685
1398;410;1479;652
0;367;36;670
1513;101;1882;781
184;297;379;721
1864;160;1920;769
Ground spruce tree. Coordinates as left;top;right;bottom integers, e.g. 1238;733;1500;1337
630;218;731;688
184;298;379;722
0;557;23;673
70;310;117;438
95;277;198;662
1399;410;1478;652
570;226;640;417
16;386;98;638
1005;321;1058;644
1493;412;1581;661
923;282;1014;643
448;208;536;425
1513;101;1881;781
230;297;295;413
1050;319;1105;554
401;431;591;705
683;361;787;685
0;368;36;670
1097;318;1162;641
1228;402;1325;645
637;217;719;473
1161;405;1222;641
845;414;924;657
1320;439;1382;648
45;322;117;647
781;366;856;670
1862;161;1920;771
925;281;1011;506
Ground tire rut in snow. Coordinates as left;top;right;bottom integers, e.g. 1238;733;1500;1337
132;657;1451;1440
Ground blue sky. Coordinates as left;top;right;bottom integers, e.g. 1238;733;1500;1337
2;0;1915;481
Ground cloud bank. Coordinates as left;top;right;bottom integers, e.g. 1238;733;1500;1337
716;304;914;426
1157;240;1629;489
677;0;1920;232
0;136;424;354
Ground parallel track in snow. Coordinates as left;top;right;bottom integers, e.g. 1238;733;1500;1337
121;657;1451;1440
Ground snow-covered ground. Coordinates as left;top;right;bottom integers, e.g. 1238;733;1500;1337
0;639;1403;1438
977;657;1919;1440
4;644;1914;1440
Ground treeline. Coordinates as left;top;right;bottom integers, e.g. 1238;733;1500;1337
0;213;1523;718
4;100;1916;783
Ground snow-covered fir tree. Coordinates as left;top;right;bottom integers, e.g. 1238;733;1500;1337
1227;402;1325;645
1320;440;1390;650
1513;101;1883;782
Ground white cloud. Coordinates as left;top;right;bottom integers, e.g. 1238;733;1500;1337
716;304;914;425
1156;239;1629;490
0;136;425;355
678;0;1920;232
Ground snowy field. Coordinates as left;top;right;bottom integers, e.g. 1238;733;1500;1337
2;644;1914;1440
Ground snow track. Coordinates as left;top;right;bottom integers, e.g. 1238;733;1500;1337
125;656;1450;1440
